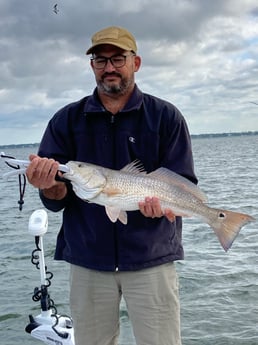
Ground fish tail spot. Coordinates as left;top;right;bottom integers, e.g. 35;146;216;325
210;209;255;251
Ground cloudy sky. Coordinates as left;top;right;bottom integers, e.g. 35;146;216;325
1;0;258;145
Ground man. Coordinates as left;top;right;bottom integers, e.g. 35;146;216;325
26;26;197;345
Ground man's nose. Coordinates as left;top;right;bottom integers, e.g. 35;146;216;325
104;59;116;72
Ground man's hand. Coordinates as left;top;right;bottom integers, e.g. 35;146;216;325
26;154;67;200
138;197;176;222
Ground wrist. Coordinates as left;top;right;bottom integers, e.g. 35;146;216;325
41;182;67;200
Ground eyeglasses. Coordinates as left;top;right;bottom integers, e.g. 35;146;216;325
91;53;135;69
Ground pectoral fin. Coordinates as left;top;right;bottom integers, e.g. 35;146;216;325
105;207;128;225
102;186;122;196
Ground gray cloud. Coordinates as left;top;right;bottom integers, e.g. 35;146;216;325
0;0;258;144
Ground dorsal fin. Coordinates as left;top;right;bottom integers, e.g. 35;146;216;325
149;168;208;202
120;160;147;175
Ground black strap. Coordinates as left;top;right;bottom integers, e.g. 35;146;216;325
1;153;26;211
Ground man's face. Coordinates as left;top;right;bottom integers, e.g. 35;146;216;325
90;44;141;96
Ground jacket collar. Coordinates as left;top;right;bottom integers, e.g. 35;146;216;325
83;84;143;113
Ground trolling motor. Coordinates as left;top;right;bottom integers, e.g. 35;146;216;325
25;209;75;345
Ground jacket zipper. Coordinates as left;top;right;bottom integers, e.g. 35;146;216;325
110;113;119;271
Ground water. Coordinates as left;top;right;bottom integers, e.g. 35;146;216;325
0;135;257;345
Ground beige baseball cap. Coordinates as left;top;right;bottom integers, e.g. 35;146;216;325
86;26;137;55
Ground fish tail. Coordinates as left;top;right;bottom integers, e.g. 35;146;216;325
208;209;255;252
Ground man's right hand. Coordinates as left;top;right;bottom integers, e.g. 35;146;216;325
26;154;67;200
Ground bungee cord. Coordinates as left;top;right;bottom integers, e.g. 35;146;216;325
1;152;26;210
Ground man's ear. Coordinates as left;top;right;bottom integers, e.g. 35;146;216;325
134;55;141;72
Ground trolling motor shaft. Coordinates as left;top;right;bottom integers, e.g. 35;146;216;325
26;209;75;345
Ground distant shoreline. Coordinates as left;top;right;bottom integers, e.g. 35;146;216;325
0;131;257;150
190;130;258;139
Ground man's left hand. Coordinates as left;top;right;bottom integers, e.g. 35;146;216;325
138;197;176;222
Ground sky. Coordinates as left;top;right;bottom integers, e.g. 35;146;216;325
1;0;258;145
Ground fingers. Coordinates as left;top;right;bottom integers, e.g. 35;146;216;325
139;197;162;218
164;209;176;223
29;154;38;161
26;155;60;190
138;197;176;222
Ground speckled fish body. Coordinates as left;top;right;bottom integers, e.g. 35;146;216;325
63;161;255;251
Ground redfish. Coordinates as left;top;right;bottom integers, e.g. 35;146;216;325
63;161;255;251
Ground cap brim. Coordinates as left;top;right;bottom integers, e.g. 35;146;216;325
86;41;134;55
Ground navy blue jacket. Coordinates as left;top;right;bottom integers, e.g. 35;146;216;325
38;85;197;271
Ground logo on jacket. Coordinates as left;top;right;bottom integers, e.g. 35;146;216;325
128;136;136;143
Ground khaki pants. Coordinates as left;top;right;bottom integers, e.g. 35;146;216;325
70;262;181;345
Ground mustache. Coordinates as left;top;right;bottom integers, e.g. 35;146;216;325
101;72;122;79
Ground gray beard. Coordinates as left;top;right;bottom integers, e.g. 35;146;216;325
97;77;134;96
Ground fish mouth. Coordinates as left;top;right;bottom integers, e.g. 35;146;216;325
62;167;74;179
